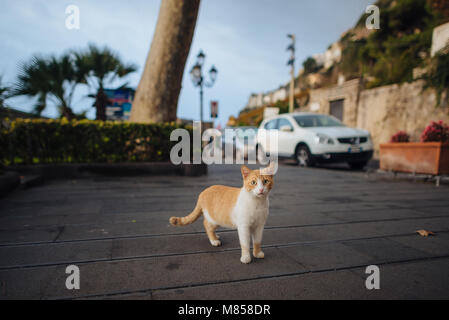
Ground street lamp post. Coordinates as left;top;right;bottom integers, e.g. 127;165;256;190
287;34;296;113
190;50;218;128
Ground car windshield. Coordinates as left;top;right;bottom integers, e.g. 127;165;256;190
293;114;344;128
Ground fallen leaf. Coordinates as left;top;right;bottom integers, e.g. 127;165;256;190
416;230;435;237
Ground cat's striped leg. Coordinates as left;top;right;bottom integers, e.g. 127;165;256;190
238;225;252;264
203;218;221;247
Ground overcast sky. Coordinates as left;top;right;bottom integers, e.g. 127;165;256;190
0;0;374;126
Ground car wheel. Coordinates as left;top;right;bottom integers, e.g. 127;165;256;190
348;161;368;170
295;145;314;167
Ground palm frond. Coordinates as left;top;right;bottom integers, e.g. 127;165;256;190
11;54;79;118
33;92;47;115
75;43;137;88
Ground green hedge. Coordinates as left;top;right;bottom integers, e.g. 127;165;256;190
0;118;191;166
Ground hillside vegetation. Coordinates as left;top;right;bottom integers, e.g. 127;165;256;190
302;0;449;91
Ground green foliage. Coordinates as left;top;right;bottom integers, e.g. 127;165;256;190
302;57;319;75
0;76;10;108
271;99;299;114
11;54;81;119
341;0;437;87
10;44;137;121
0;119;191;166
340;39;366;78
73;44;137;120
424;46;449;106
74;44;137;86
369;30;432;87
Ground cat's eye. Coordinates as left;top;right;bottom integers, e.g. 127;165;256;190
263;179;270;185
251;180;257;185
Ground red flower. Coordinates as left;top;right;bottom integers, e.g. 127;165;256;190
420;121;449;143
390;131;410;143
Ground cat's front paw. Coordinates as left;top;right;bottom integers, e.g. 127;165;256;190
240;255;252;264
254;251;265;259
210;239;221;247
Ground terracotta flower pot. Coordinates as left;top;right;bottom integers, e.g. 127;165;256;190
379;142;449;175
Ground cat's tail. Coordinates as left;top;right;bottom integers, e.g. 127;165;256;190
169;204;202;226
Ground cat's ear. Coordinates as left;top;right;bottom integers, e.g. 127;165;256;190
260;161;277;176
241;165;251;178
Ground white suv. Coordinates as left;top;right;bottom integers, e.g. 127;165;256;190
257;112;374;169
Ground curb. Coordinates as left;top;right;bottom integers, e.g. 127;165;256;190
0;171;21;197
374;169;449;186
6;162;208;180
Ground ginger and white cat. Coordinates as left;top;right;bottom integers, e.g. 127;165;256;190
169;163;274;264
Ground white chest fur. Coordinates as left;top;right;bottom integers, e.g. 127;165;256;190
232;188;269;228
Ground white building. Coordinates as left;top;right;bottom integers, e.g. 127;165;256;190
324;42;342;69
431;21;449;57
243;41;342;111
313;53;325;67
272;87;287;102
245;87;288;110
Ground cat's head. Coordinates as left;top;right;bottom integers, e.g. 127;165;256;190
241;162;275;198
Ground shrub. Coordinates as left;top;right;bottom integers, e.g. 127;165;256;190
390;130;410;142
302;57;320;75
420;120;449;143
341;0;435;88
423;45;449;106
0;118;192;166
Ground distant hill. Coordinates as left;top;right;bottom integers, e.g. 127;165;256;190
339;0;448;87
298;0;449;89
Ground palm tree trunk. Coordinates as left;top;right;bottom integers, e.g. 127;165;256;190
95;87;108;121
62;106;75;120
130;0;200;123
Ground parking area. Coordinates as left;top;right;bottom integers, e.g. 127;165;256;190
1;163;449;299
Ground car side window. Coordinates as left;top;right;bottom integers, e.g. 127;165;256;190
264;119;279;130
278;118;293;130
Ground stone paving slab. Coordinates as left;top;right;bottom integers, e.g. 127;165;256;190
388;233;449;256
341;237;432;262
1;230;448;299
2;219;448;270
151;258;449;300
0;247;304;299
0;163;448;299
349;258;449;300
150;270;394;300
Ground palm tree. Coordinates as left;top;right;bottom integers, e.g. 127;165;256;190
74;44;137;121
0;75;10;108
130;0;201;123
12;54;79;119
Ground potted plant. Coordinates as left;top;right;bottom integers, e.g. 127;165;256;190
380;121;449;175
390;131;410;143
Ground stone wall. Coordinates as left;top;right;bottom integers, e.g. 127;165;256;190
357;80;449;157
305;80;449;158
307;78;361;127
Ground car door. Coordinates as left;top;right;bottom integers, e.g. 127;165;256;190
277;117;296;156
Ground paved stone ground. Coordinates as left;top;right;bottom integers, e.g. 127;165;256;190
1;162;449;300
